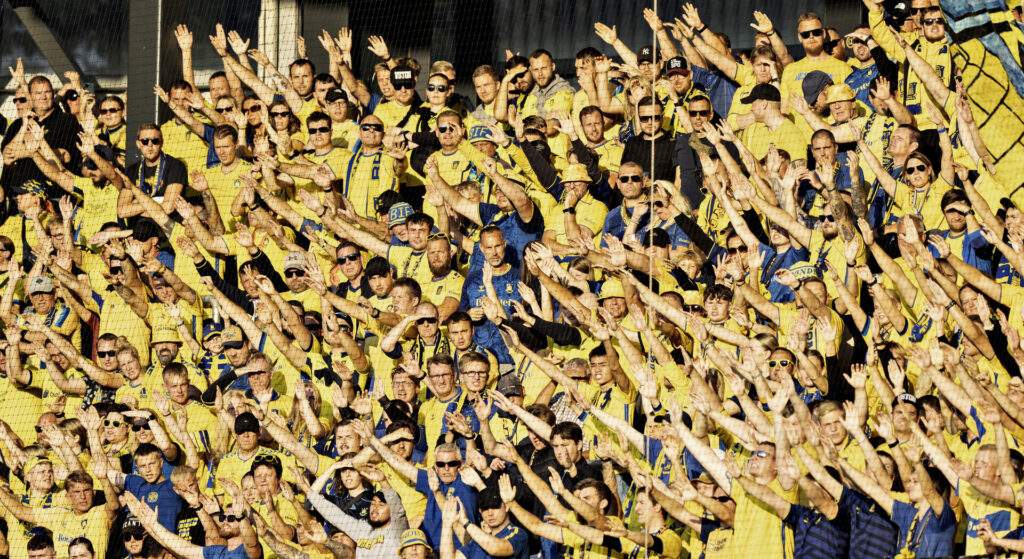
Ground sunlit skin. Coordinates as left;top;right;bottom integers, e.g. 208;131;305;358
395;78;416;105
480;229;507;268
891;401;919;440
575;485;607;512
427;362;456;400
377;67;396;100
751;56;775;84
68;542;93;559
117;351;143;381
580;111;605;144
590;354;613;388
747;443;778;480
797;17;826;57
637;104;664;138
426;76;452;112
920;9;946;42
387;425;416;458
391;285;419;315
313;80;335;107
508;63;534;95
551;434;582;469
767;349;796;383
359;115;386;149
530;54;557;87
904;155;934;190
212;135;237;168
30;80;55;117
28;545;55;559
434;449;461;484
164;375;190;406
688;98;713;134
290;63;314;97
829;99;856;123
367;272;394;299
480;503;511;529
474;73;499;105
337;245;364;283
98;99;124;130
224;340;251;367
886;127;918;164
29;290;56;315
436;114;462;151
136;452;165;484
401;544;428;559
601;296;626;320
103;411;130;445
819;409;848;446
447;319;474;351
407;221;431;252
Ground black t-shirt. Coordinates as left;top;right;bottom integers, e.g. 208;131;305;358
125;154;188;199
0;109;83;196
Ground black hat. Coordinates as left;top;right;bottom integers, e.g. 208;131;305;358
390;65;416;89
665;56;689;76
325;88;349;104
234;412;260;435
477;487;505;510
638;45;655;64
83;145;116;170
741;83;781;104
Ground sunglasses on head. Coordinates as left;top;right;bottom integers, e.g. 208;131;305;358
123;532;145;542
245;105;262;113
906;164;929;175
922;17;943;26
103;419;123;428
338;253;360;263
799;28;825;39
436;460;462;469
270;111;291;118
688;109;711;117
438;125;457;133
638;114;663;122
727;246;748;255
768;359;791;368
361;123;384;132
426;84;447;92
619;175;643;183
819;214;835;222
285;269;306;278
215;107;232;114
99;107;121;115
139;137;162;146
309;126;331;135
416;317;438;325
97;350;116;358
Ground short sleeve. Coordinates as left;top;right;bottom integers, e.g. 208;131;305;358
414;468;430;494
478;203;500;225
124;474;144;497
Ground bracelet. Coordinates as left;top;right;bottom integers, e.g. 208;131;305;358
936;127;947;134
766;29;776;37
371;308;380;319
867;279;877;287
696;25;708;34
317;209;327;217
563;207;576;214
944;302;955;310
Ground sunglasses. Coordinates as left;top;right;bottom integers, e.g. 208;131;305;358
216;514;239;523
653;200;666;208
819;214;835;223
34;426;44;434
683;304;704;313
619;175;643;183
416;317;438;325
727;246;748;255
103;419;123;428
922;18;943;26
338;253;360;263
270;111;291;118
638;114;663;122
438;125;457;133
361;123;384;132
906;164;929;175
851;38;867;46
799;28;825;39
123;532;145;542
99;108;122;115
139;138;162;146
132;423;152;432
66;91;80;101
285;269;306;278
436;460;462;469
768;359;791;368
215;107;232;114
428;232;450;241
824;39;840;52
394;83;415;91
426;84;448;92
97;350;116;358
512;71;528;82
245;105;262;113
688;110;711;117
13;97;27;104
309;126;331;135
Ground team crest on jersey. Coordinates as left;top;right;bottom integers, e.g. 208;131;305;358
146;491;159;503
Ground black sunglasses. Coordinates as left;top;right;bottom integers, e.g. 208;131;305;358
270;111;291;118
727;246;748;255
922;18;943;26
638;114;663;122
338;253;360;263
512;71;528;82
426;84;447;92
309;126;331;135
285;269;306;278
99;107;122;115
851;38;867;46
139;138;162;146
682;304;704;313
13;97;27;104
619;175;643;183
97;350;116;358
768;359;791;368
438;125;457;133
245;105;262;113
216;514;239;523
65;91;80;101
416;317;438;325
906;164;929;175
123;532;145;542
436;460;462;469
824;39;840;52
819;214;836;222
688;110;711;117
653;200;666;208
361;123;384;132
394;83;415;90
132;423;152;432
799;28;825;39
215;107;232;114
34;426;43;434
911;7;929;14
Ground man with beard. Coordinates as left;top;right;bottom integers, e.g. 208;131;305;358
460;227;523;363
142;325;207;393
578;106;623;182
307;458;409;556
468;65;502;127
621;97;675;182
380;302;453;373
422;233;463;322
673;95;739;207
494;56;535;124
601;161;650;246
779;13;852;118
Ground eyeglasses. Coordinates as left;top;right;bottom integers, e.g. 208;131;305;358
338;253;360;263
97;350;116;358
906;164;929;175
285;269;306;278
216;514;239;523
132;423;152;432
799;28;825;39
245;105;262;113
436;460;462;469
688;110;711;117
103;419;123;428
416;317;438;325
638;114;663;122
309;126;331;135
462;369;489;377
727;246;748;255
139;138;162;146
438;125;457;133
99;107;122;115
619;175;643;183
922;18;943;26
13;97;27;104
768;359;791;368
361;123;384;132
426;84;447;92
819;214;835;223
683;304;704;313
270;111;291;118
123;532;145;542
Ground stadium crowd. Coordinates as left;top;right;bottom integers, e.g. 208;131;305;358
1;0;1024;557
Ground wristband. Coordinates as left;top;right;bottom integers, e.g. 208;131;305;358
317;209;327;217
766;29;776;37
866;279;877;287
563;207;576;214
696;25;708;34
944;302;955;310
936;127;947;134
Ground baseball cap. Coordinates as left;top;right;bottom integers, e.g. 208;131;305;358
83;145;116;171
221;325;246;349
637;45;655;64
390;65;416;89
802;71;834;106
150;325;181;345
496;374;524;398
325;88;349;104
388;202;414;227
202;323;224;341
398;529;431;555
664;56;689;76
26;276;55;295
468;125;495;144
562;163;591;184
741;83;781;104
894;393;918;407
122;516;143;533
825;84;856;105
23;457;51;477
283;251;308;271
598;278;625;300
234;412;260;435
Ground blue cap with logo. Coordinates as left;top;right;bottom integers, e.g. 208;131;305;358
468;125;495;144
388;202;415;227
